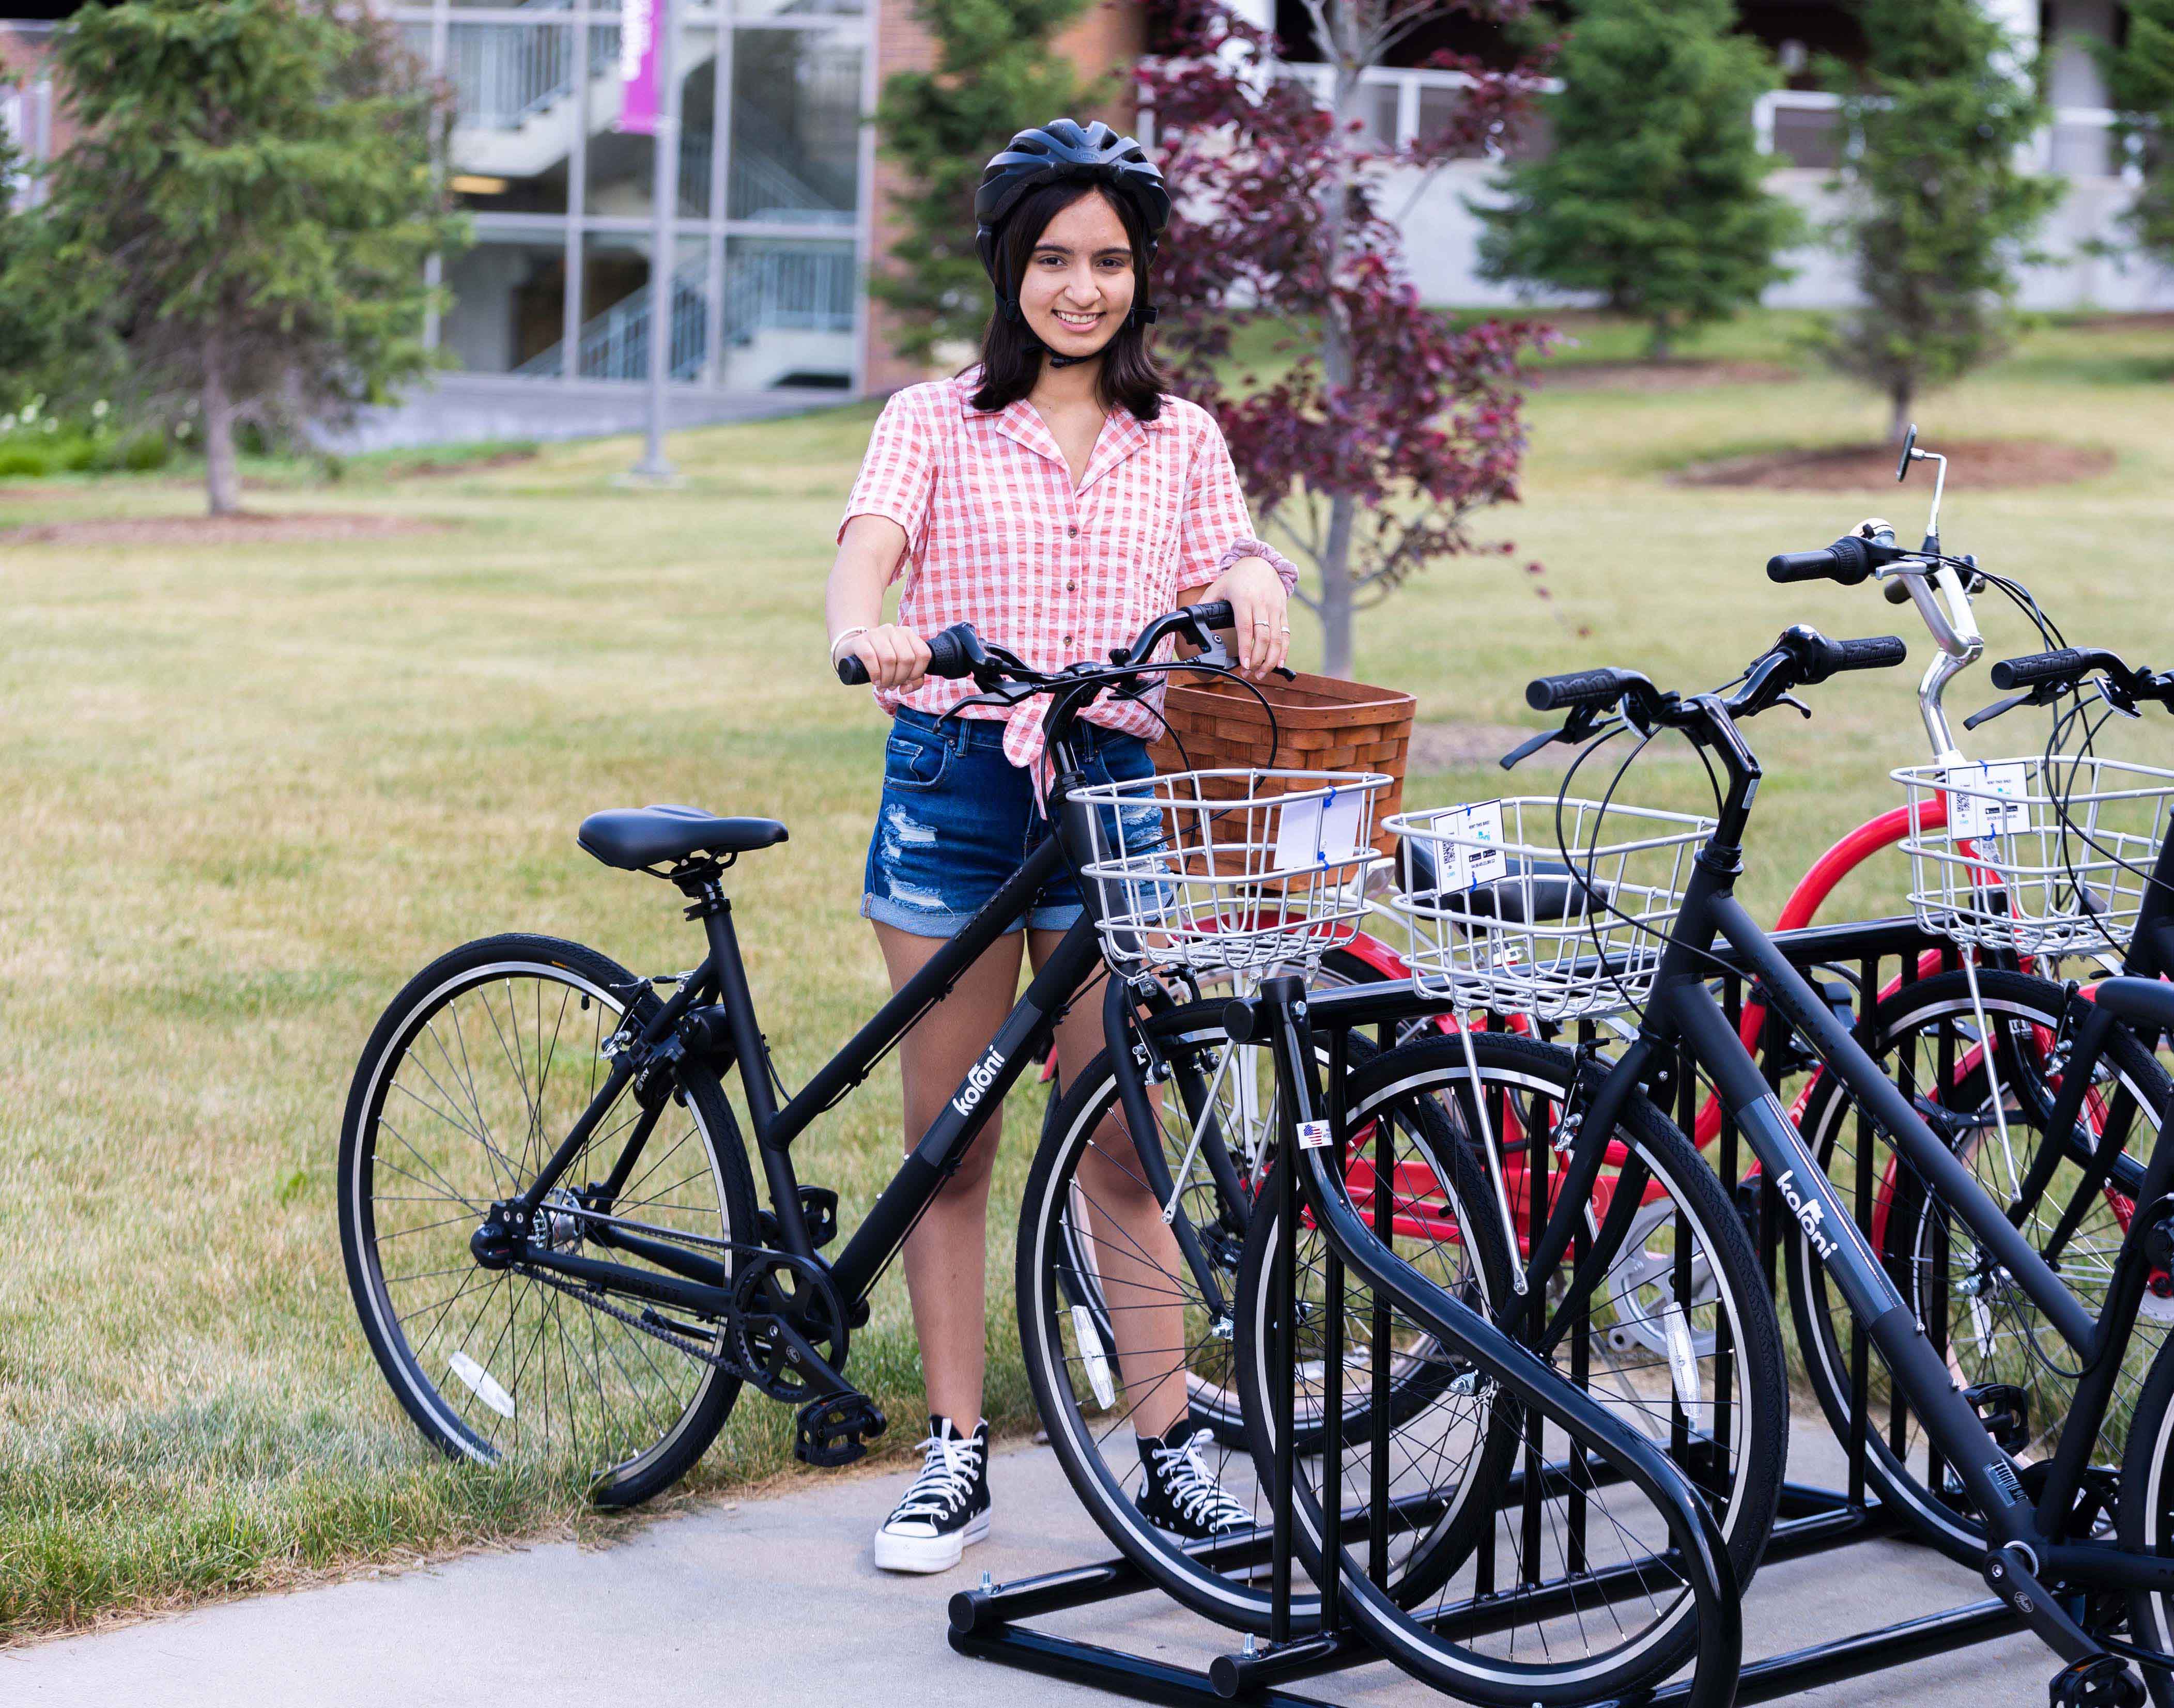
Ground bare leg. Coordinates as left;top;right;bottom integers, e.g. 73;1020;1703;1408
877;921;1025;1430
1031;931;1190;1442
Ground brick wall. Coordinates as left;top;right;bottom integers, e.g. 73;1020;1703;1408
861;0;1146;396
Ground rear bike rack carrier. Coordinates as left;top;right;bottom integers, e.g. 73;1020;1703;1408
946;919;2028;1705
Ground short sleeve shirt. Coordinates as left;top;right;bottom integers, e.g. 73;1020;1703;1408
839;372;1288;772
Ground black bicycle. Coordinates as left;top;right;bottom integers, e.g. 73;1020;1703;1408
335;598;1504;1635
1297;627;2174;1705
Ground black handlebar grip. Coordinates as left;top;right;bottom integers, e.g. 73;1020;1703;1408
834;621;983;686
1187;598;1236;632
1991;648;2091;692
922;623;980;680
1527;667;1638;713
1833;634;1909;673
1766;536;1874;587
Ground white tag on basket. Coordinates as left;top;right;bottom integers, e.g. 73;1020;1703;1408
1944;762;2032;839
1274;786;1368;871
1440;801;1508;892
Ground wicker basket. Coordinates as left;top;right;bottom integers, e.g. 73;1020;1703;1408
1149;672;1416;859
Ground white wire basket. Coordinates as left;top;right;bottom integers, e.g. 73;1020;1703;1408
1385;797;1715;1022
1071;768;1390;976
1894;755;2174;957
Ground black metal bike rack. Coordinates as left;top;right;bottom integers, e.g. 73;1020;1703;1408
947;918;2030;1704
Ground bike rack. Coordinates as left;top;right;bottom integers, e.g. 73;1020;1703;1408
946;919;2032;1705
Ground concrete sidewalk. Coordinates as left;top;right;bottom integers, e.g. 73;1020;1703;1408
4;1431;2045;1707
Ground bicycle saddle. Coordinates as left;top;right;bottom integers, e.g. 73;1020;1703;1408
1398;845;1608;923
577;805;790;871
2092;977;2174;1036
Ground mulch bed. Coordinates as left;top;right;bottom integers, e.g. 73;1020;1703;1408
1674;438;2115;491
0;512;453;546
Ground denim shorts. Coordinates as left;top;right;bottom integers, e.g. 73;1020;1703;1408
862;708;1157;938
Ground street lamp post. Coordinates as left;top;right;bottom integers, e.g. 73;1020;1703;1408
631;0;679;481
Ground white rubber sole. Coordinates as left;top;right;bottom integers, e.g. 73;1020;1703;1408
871;1507;991;1575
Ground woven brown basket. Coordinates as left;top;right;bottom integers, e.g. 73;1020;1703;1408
1148;671;1416;859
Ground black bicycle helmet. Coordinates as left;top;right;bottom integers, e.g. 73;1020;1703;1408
975;119;1170;324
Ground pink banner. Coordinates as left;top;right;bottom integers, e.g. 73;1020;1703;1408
618;0;660;136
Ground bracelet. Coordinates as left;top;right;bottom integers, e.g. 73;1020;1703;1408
828;625;873;663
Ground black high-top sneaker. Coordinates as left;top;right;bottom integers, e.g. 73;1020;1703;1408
872;1416;990;1574
1134;1418;1254;1539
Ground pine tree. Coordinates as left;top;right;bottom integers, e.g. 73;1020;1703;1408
4;0;464;514
871;0;1092;367
2100;0;2174;267
1820;0;2057;441
1474;0;1801;359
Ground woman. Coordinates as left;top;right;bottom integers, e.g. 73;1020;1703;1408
825;120;1298;1575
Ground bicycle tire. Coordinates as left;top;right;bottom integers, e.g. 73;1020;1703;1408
339;933;759;1509
1234;1029;1784;1704
1790;968;2172;1560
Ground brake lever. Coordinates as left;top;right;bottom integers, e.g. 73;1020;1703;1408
1962;693;2029;732
1778;691;1812;720
1500;712;1622;771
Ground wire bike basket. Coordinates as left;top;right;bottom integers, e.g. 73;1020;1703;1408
1071;768;1389;976
1385;797;1715;1022
1894;754;2174;958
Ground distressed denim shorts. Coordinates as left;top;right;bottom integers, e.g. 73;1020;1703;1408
862;707;1157;938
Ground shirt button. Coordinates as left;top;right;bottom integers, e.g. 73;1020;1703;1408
1063;633;1073;644
1066;579;1076;591
1068;525;1080;537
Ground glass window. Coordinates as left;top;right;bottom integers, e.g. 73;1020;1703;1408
445;22;578;213
727;29;861;226
441;231;571;375
577;233;712;382
721;236;855;390
731;0;864;18
585;25;718;219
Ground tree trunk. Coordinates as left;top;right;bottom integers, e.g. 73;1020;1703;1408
202;332;241;517
1889;380;1913;446
1647;317;1674;361
1320;492;1358;678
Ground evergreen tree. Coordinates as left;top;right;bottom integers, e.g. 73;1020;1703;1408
2100;0;2174;267
0;128;56;411
4;0;464;514
1474;0;1801;358
1820;0;2057;441
872;0;1092;367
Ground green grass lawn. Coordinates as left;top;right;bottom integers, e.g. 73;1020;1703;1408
5;310;2174;1642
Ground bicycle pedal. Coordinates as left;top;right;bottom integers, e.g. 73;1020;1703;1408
1965;1380;2031;1454
2049;1655;2144;1708
794;1391;887;1469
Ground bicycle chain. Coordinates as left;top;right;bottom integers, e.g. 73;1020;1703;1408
518;1263;755;1379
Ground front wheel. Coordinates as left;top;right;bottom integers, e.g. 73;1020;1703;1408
2118;1332;2174;1705
338;934;759;1509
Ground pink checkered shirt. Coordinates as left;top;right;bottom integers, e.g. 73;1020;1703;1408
839;372;1299;773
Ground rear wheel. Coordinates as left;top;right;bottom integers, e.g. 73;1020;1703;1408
339;934;758;1509
1790;968;2173;1558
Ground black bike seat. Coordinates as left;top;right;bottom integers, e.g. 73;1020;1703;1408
1398;847;1608;924
2093;977;2174;1036
577;805;790;871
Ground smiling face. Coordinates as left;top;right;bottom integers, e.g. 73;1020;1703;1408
1015;189;1138;365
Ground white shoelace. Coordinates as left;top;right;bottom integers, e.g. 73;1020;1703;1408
1149;1433;1251;1532
888;1427;982;1529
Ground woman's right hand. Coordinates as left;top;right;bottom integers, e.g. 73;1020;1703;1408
844;623;932;692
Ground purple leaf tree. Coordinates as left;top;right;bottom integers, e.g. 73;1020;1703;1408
1140;0;1550;676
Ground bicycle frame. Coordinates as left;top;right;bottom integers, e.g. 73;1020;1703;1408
1509;700;2174;1667
492;750;1117;1375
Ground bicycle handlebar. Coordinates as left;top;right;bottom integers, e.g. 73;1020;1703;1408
1527;666;1653;713
1801;631;1909;682
1988;646;2173;707
834;600;1240;689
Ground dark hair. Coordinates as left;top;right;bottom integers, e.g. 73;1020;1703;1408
968;181;1166;420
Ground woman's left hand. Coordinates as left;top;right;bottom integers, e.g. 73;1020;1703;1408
1202;556;1290;680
